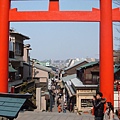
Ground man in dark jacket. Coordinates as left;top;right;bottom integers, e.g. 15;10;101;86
93;92;106;120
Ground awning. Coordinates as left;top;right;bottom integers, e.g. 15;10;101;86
68;84;76;95
114;67;120;73
9;65;17;72
65;84;73;98
9;58;23;62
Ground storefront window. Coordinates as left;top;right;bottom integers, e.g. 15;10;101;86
81;99;93;107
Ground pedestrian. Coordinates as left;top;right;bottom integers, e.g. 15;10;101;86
70;102;73;112
63;102;67;113
58;104;62;113
92;95;96;115
57;98;60;106
104;102;114;120
92;92;106;120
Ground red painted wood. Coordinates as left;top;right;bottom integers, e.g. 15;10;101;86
100;0;114;104
9;8;100;22
0;0;10;93
9;8;120;22
49;0;59;11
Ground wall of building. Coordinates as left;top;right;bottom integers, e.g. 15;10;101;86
41;96;46;111
80;65;99;84
23;63;32;80
40;77;47;83
35;68;49;80
76;89;96;111
76;90;118;112
64;61;88;76
114;91;118;111
23;47;28;62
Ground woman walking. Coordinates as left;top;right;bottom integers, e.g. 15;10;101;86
63;102;67;113
58;103;62;113
104;102;114;120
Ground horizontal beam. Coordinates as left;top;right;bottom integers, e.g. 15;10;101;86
112;8;120;22
9;8;120;22
9;8;100;22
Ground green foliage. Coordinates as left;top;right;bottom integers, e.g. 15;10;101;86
19;82;36;105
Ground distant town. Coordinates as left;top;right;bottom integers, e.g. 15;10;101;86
38;58;99;69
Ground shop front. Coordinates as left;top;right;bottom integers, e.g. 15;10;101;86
76;88;97;112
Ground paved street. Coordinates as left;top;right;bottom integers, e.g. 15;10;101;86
16;111;94;120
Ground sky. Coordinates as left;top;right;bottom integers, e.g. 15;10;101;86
10;0;120;60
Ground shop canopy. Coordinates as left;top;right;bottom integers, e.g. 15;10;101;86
9;65;17;73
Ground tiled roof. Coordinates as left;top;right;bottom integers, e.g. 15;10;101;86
34;63;52;72
71;78;97;88
65;60;87;71
9;65;17;72
68;85;75;95
71;78;83;87
76;61;99;70
10;31;30;40
62;74;76;83
114;67;120;73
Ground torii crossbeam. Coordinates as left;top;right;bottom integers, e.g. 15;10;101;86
0;0;118;104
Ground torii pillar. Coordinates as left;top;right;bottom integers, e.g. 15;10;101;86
0;0;10;92
100;0;114;103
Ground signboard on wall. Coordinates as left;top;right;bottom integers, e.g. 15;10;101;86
48;79;52;90
81;99;93;107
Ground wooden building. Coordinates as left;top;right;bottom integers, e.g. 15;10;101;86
76;62;99;85
63;61;88;77
77;62;120;85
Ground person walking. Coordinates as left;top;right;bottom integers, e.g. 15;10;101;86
69;102;73;112
104;102;114;120
93;92;106;120
58;104;62;113
63;102;67;113
92;95;96;115
57;97;60;107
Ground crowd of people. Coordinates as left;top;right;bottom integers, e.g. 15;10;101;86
56;93;67;113
51;77;116;120
92;92;114;120
56;91;115;120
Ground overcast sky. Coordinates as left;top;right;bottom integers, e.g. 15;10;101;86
10;0;120;60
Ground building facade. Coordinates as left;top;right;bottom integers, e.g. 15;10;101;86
9;29;30;92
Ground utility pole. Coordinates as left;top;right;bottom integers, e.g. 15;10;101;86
48;79;53;112
31;59;35;81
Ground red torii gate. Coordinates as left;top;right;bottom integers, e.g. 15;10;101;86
0;0;119;104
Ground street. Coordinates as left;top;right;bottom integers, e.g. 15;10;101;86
16;111;94;120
